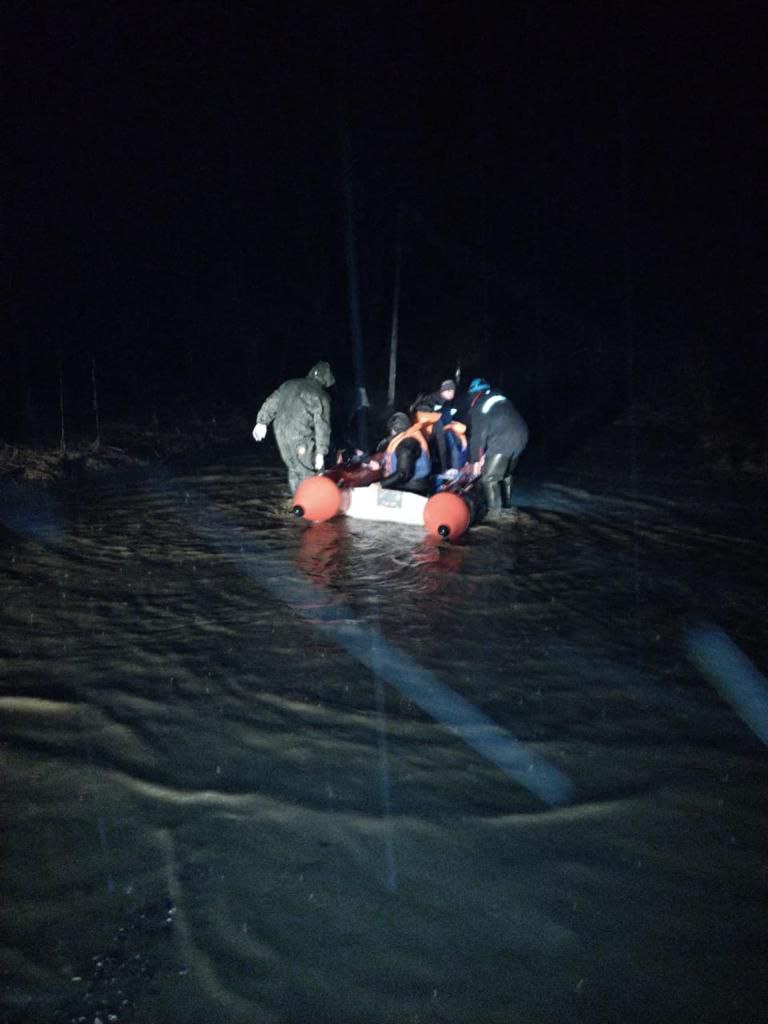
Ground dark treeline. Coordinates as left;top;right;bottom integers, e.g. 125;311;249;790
3;2;766;459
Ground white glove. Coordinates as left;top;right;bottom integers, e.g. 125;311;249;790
314;452;325;471
252;423;267;442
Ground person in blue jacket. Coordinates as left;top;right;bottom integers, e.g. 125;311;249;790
465;378;529;515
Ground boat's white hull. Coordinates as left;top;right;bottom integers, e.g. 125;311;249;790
342;482;427;525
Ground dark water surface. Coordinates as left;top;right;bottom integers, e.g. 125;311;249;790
2;447;767;1023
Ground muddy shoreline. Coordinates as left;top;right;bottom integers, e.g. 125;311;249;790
0;412;256;486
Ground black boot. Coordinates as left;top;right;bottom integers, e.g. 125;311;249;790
482;478;502;516
500;475;513;509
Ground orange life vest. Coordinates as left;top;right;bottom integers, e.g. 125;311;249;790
417;408;466;446
386;421;431;455
413;410;440;434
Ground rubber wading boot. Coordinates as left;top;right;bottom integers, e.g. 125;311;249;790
500;475;514;509
482;478;502;516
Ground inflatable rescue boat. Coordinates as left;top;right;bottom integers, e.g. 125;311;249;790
291;458;482;541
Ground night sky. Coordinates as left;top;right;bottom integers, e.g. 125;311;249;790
4;2;767;454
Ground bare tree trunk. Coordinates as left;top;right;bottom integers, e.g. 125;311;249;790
335;11;369;451
387;204;403;410
58;349;66;455
91;356;101;449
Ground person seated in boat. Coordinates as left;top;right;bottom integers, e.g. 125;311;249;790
377;412;434;494
409;378;467;474
437;418;469;476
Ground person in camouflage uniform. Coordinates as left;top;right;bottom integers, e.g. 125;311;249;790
252;361;335;493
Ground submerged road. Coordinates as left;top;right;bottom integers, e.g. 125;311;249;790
1;454;768;1023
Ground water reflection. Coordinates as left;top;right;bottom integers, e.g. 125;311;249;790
294;516;471;595
409;534;470;580
294;521;350;587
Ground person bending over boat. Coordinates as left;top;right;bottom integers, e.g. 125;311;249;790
465;378;529;515
378;412;433;494
252;361;335;493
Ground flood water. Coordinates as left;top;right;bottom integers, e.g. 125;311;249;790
2;438;768;1024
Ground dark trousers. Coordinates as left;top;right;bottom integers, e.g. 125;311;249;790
431;420;466;472
482;452;519;512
